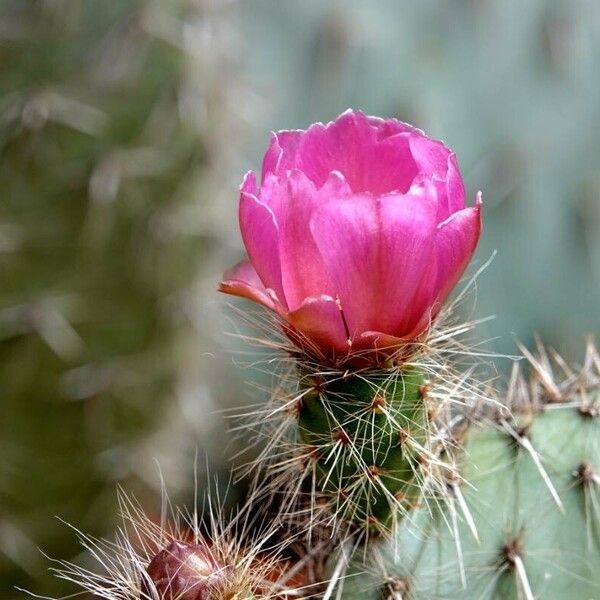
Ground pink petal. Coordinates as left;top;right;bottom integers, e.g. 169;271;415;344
408;133;450;177
446;153;467;215
310;184;438;339
409;135;466;222
261;130;303;181
294;110;377;191
239;176;287;307
263;111;422;195
294;111;417;194
365;133;419;194
276;170;348;309
286;295;351;358
357;331;406;352
367;114;419;140
218;260;278;311
433;194;483;306
241;169;257;196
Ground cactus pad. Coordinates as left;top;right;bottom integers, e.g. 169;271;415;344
340;343;600;599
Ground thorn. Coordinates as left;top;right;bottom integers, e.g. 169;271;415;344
501;534;523;568
574;462;599;487
334;428;350;445
418;384;429;399
515;423;532;441
289;397;303;416
398;428;411;446
450;483;480;543
367;465;380;480
521;435;564;513
371;394;386;414
449;495;467;589
579;402;599;419
383;576;410;600
427;405;439;421
518;342;562;402
335;294;352;348
513;555;535;600
310;375;327;394
321;537;351;600
394;491;406;504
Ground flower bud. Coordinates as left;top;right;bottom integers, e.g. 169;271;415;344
141;540;224;600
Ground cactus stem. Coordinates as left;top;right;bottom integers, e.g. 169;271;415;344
229;298;494;539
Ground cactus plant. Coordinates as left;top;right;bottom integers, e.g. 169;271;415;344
229;282;490;543
219;110;485;538
338;341;600;600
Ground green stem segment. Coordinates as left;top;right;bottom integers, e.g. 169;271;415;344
297;367;428;528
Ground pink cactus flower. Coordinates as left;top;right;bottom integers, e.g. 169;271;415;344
219;109;481;364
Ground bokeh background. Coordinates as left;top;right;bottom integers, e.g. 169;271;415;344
1;1;599;597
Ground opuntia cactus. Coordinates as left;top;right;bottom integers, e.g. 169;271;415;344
339;342;600;600
219;110;483;536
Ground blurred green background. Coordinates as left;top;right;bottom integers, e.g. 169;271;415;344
1;1;599;597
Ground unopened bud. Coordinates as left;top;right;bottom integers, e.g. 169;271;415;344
141;540;225;600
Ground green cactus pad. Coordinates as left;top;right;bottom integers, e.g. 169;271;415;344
341;397;600;599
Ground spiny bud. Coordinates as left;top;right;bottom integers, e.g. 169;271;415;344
141;540;225;600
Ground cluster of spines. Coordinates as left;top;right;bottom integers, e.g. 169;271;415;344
43;486;318;600
228;294;492;545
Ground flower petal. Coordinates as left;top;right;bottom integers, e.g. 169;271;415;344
266;112;422;195
286;295;350;358
276;170;347;309
294;110;377;191
366;133;418;194
408;133;451;177
310;184;438;339
367;114;420;140
409;135;466;222
445;153;467;215
239;176;286;306
261;130;303;181
433;193;483;306
218;260;278;311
